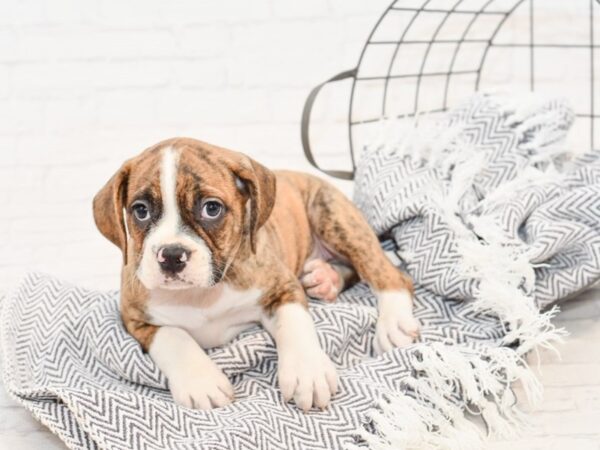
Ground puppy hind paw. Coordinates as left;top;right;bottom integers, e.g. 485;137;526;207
398;314;421;338
374;289;420;354
374;320;415;355
300;259;341;302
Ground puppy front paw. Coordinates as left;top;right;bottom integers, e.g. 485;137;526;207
168;362;234;410
374;289;420;355
278;348;338;411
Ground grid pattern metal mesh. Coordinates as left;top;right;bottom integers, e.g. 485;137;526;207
303;0;600;179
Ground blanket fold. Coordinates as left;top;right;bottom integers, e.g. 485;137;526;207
3;94;599;450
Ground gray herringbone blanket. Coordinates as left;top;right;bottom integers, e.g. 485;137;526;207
3;94;600;450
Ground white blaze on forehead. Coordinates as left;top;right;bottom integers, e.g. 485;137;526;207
160;147;180;233
136;146;214;290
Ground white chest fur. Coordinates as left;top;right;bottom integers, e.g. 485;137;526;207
146;284;263;349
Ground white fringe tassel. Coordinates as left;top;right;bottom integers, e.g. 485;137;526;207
355;96;570;450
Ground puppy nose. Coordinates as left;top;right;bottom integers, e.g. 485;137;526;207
157;245;190;274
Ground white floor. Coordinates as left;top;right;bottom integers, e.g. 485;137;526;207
489;287;600;450
1;288;599;449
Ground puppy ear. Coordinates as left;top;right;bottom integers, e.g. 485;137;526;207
93;162;131;264
233;157;276;253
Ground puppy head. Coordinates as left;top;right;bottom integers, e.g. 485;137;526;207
93;138;276;290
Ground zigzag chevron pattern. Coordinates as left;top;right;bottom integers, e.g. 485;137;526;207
355;94;600;311
2;273;500;450
2;94;599;449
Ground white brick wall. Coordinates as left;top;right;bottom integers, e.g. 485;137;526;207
0;0;594;293
0;0;388;292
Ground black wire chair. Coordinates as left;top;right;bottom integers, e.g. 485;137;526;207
302;0;600;179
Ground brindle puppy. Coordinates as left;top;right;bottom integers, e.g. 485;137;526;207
93;137;418;411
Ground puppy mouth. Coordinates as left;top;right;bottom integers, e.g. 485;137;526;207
158;278;195;290
159;280;194;291
157;269;218;290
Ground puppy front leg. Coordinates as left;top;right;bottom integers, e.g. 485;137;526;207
148;326;234;410
262;295;337;411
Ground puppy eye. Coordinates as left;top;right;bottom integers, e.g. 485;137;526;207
132;201;151;222
200;199;224;220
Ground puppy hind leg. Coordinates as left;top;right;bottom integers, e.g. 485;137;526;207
307;184;411;292
307;184;419;351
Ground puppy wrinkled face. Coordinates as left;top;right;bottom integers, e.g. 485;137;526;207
125;145;248;290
